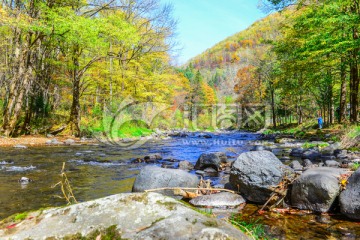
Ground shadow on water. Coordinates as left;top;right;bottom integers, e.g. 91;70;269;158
0;132;359;239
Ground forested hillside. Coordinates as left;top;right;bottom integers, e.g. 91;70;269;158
187;12;284;98
187;0;360;127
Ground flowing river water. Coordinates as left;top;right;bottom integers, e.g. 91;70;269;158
0;132;359;239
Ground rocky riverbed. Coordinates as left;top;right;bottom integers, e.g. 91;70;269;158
1;131;360;239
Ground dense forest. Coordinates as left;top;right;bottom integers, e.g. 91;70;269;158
0;0;185;137
188;0;360;128
1;0;359;138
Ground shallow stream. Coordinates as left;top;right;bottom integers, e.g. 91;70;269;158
0;132;359;239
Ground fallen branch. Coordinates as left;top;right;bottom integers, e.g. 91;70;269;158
259;170;300;212
144;187;236;195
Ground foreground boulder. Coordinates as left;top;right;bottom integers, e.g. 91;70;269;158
194;153;222;171
230;151;293;203
291;167;347;213
0;193;249;240
190;192;246;209
132;166;199;198
340;168;360;220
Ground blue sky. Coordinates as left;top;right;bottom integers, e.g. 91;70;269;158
162;0;266;65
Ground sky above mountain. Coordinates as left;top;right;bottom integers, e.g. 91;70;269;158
163;0;266;65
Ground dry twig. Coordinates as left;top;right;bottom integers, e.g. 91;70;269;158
52;162;78;204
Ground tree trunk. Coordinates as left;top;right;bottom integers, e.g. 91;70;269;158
2;30;32;137
350;25;359;123
339;56;347;123
271;87;276;128
68;51;81;136
349;56;359;123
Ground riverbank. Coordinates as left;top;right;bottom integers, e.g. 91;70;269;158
260;122;360;150
0;135;80;147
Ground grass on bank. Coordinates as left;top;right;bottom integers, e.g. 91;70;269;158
88;120;153;138
229;215;268;240
302;142;329;149
351;162;360;171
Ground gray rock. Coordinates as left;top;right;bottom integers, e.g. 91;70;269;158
224;182;238;192
302;149;321;161
144;153;162;162
321;146;336;156
334;149;348;157
274;138;295;144
230;151;293;203
195;170;205;176
13;144;27;149
320;155;336;160
198;133;212;138
290;148;304;157
64;139;75;145
132;166;199;198
337;153;349;159
18;177;31;184
325;160;340;168
214;152;228;163
340;168;360;220
178;160;194;170
289;160;303;170
0;193;249;240
190;192;246;208
250;145;271;151
194;153;221;171
50;138;63;145
203;167;219;177
280;156;291;161
303;159;313;167
291;167;347;212
169;131;188;137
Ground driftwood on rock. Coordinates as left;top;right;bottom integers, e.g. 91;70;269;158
145;187;236;199
259;171;300;212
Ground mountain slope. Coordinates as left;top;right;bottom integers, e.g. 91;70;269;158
187;11;285;100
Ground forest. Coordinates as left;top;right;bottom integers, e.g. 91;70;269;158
189;0;360;129
1;0;359;138
0;0;181;137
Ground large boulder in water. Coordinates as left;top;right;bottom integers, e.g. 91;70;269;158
194;153;222;171
340;168;360;220
0;193;249;240
291;167;347;213
229;151;293;203
132;166;199;198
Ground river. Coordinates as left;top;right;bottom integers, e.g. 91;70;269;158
0;132;359;239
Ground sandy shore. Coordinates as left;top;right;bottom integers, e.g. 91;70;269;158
0;135;83;147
